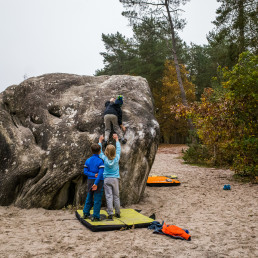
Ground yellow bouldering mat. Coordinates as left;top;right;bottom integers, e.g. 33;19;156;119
76;209;154;232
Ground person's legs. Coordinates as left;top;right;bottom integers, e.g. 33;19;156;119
104;115;112;141
83;179;95;217
104;178;114;216
93;183;104;219
112;178;120;216
110;115;123;140
83;191;93;216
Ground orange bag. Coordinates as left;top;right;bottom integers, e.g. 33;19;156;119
162;223;191;241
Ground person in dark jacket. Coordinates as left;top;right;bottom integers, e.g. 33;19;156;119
83;143;104;221
104;95;127;144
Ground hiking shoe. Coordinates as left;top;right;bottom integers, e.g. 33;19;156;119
115;213;120;218
83;213;90;219
107;215;113;219
91;217;101;222
121;138;127;144
103;140;108;148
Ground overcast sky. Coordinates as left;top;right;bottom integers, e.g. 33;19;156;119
0;0;220;93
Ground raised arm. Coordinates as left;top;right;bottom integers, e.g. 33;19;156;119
112;134;121;161
98;143;106;160
115;141;121;161
98;135;106;160
105;101;110;107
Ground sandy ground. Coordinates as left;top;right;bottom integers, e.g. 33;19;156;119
0;145;257;258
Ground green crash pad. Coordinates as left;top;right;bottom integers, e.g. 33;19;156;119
76;209;154;232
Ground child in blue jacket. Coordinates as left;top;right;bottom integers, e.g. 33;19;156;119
98;134;121;219
83;143;105;221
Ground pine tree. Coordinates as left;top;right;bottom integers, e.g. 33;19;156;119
95;32;138;75
207;0;257;68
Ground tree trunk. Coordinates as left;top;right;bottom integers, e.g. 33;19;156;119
165;0;187;106
165;0;194;132
238;0;245;54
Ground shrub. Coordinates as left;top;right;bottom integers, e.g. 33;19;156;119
181;52;258;179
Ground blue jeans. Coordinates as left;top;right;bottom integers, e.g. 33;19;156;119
83;187;104;219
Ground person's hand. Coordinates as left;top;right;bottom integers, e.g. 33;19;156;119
120;125;126;132
113;134;119;141
110;97;115;102
99;135;104;143
95;173;98;178
92;185;97;191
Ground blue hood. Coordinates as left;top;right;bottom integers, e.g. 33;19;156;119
115;98;123;106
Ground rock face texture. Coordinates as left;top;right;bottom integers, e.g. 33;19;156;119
0;74;159;209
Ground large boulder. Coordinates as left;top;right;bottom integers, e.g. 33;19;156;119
0;74;159;209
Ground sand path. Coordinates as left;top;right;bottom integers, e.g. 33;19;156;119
0;145;257;257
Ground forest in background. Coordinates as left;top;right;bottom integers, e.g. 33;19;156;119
96;0;257;179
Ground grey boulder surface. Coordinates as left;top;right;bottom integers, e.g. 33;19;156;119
0;73;159;209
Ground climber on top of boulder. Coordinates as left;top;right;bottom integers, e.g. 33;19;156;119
103;95;127;146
